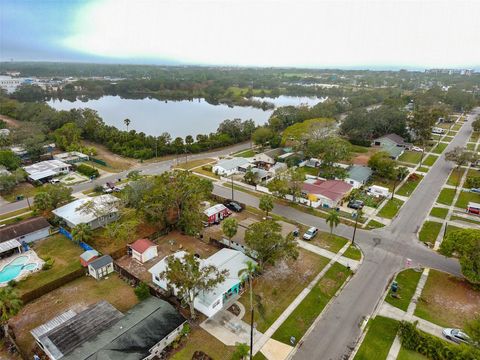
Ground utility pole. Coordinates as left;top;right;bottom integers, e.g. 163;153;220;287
231;175;234;200
352;209;361;245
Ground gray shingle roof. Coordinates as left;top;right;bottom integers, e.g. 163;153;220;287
347;165;373;183
89;255;113;271
0;216;50;242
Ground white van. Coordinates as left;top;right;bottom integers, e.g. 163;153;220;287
432;127;445;134
367;185;390;198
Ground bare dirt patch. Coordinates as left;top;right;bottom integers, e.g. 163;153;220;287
0;114;20;127
156;231;219;259
81;140;138;172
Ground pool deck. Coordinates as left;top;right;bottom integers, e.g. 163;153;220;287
0;250;44;286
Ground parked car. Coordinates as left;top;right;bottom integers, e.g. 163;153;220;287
49;178;60;184
470;188;480;193
442;328;471;344
102;184;113;193
224;200;242;212
411;146;423;152
303;227;318;240
348;200;364;210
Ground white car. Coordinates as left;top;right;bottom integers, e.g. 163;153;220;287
49;179;60;184
442;328;471;344
303;227;318;240
411;146;423;152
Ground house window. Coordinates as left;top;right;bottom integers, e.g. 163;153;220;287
212;299;221;308
155;275;160;282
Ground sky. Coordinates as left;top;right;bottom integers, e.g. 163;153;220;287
1;0;480;69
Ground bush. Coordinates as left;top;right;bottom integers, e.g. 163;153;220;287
398;321;480;360
42;257;55;270
76;164;99;178
134;282;150;300
202;165;213;172
94;184;104;193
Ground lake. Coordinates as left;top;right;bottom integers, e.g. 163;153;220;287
47;95;324;138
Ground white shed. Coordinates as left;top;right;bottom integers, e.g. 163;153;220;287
129;238;158;263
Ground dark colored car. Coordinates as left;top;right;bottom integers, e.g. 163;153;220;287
348;200;364;210
225;201;242;212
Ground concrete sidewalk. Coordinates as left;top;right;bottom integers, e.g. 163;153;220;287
297;240;361;271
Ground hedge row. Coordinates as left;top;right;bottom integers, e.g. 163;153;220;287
21;267;85;303
398;321;480;360
76;164;100;178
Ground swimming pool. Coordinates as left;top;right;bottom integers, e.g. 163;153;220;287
0;256;39;284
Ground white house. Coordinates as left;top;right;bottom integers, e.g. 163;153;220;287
88;255;114;280
149;249;256;318
212;157;251;176
23;160;71;182
345;165;373;189
129;238;158;263
53;151;89;164
52;195;119;230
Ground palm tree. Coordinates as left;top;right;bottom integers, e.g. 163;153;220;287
238;261;258;360
0;286;22;335
222;218;238;247
71;223;92;244
124;118;131;131
326;209;340;236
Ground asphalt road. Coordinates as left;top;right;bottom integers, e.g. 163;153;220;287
0;141;251;215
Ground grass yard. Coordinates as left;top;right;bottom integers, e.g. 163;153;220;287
416;166;429;173
436;188;456;206
272;262;351;345
414;269;480;328
353;316;400;360
455;189;480;208
176;158;215;170
0;211;34;226
470;131;480;142
310;232;348;253
452;124;462;131
377;198;404;219
446;167;466;187
429;207;449;219
193;167;220;179
1;182;40;202
396;174;423;197
16;234;84;295
464;168;480;189
343;245;362;261
397;347;428;360
467;143;476;151
385;269;423;311
450;214;480;225
10;275;138;358
366;219;385;229
0;208;31;221
446;130;457;137
171;327;234;360
418;221;442;245
81;140;137;172
239;250;330;332
398;151;422;164
233;148;256;158
349;144;370;153
432;142;448;154
299;166;320;177
422;154;438;166
444;224;462;239
442;136;454;142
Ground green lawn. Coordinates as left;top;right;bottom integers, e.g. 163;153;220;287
446;167;466;187
349;144;370;153
418;221;443;245
171;327;235;360
416;166;429;173
0;211;35;226
414;269;480;329
377;198;404;219
397;347;428;360
470;132;480;142
429;207;449;219
367;220;385;229
455;190;480;209
1;182;41;202
450;214;480;225
465;169;480;187
299;166;320;177
396;175;423;197
354;316;400;360
398;151;422;164
311;232;348;253
452;124;461;131
272;263;351;345
239;251;330;332
422;154;438;166
16;234;84;295
436;188;456;206
444;224;462;239
442;136;454;142
343;245;362;261
467;143;476;151
233;149;256;158
176;158;215;170
432;142;448;154
385;269;423;311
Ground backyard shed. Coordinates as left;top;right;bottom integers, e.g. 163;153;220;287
88;255;114;280
203;204;230;225
79;250;99;267
129;238;158;263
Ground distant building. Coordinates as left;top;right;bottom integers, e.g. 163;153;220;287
149;248;256;318
372;134;408;160
345;165;373;189
52;195;119;230
88;255;114;280
212;157;251;176
0;76;27;93
53;151;89;164
23;160;71;182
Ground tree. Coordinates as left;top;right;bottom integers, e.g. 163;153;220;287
34;191;52;211
34;184;73;211
368;151;397;179
267;177;289;198
160;252;228;319
54;122;82;150
134;282;150;300
286;167;305;202
440;228;480;284
124;118;131;131
0;286;22;325
238;260;258;360
252;127;274;149
465;315;480;344
222;217;238;247
231;343;250;360
392;166;410;199
326;210;340;235
0;150;20;171
472;116;480;132
244;169;257;185
71;223;92;244
408;108;437;164
259;194;274;217
307;136;351;178
0;174;17;194
445;147;477;189
245;220;298;269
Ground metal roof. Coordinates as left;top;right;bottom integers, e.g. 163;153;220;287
31;310;77;341
52;195;118;227
214;157;250;171
0;239;22;254
203;204;228;217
